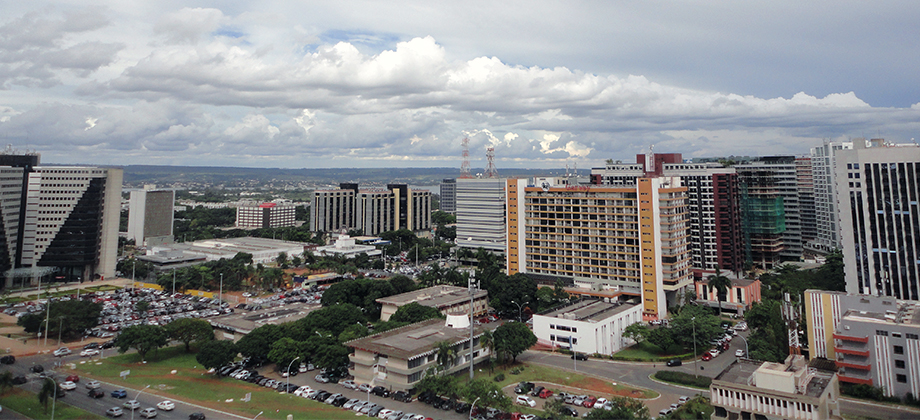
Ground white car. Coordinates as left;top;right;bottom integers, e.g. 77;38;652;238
357;383;372;392
80;349;100;357
304;389;320;399
139;407;158;418
735;349;746;357
377;409;395;419
293;386;312;397
86;380;101;389
156;401;175;411
340;380;357;389
594;397;608;408
516;395;536;407
678;396;691;404
709;348;720;357
343;399;361;410
123;400;141;411
53;347;72;357
59;381;77;390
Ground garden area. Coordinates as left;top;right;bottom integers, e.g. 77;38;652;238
0;387;105;420
482;363;658;399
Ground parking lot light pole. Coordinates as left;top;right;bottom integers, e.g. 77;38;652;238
286;357;300;391
49;377;57;420
470;397;480;420
131;385;150;420
735;333;749;358
691;316;698;376
219;273;223;306
510;300;524;323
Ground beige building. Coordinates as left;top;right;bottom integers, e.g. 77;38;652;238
377;285;488;322
346;318;491;392
710;355;841;420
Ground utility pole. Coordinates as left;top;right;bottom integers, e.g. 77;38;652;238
469;271;476;380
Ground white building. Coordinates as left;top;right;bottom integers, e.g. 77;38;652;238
147;237;305;265
532;299;642;356
456;178;519;255
809;141;853;253
836;139;920;301
235;202;296;228
315;234;382;259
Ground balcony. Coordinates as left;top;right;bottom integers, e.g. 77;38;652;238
836;360;871;370
833;333;869;343
838;374;873;386
834;347;869;357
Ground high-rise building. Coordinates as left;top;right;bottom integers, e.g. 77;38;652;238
508;177;691;320
836;139;920;300
311;183;430;236
439;178;457;214
456;178;515;255
128;185;174;246
796;157;816;251
810;141;853;253
236;202;296;229
4;162;122;287
735;156;800;268
591;153;743;277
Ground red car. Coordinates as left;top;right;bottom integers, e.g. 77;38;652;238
701;352;713;361
66;374;80;383
583;396;597;408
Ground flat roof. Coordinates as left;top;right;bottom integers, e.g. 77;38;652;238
542;299;638;322
209;302;319;334
346;318;488;360
714;359;835;398
376;285;487;310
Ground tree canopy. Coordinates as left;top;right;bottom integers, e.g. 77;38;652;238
196;340;237;370
492;321;537;363
17;299;102;340
115;324;168;361
390;302;443;324
320;278;396;319
165;318;214;352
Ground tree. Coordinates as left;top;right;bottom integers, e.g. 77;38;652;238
416;368;460;398
236;324;283;358
435;341;456;372
543;398;571;420
669;304;723;353
268;337;306;368
0;371;12;395
584;397;650;420
165;318;214;352
745;300;788;362
196;340;237;370
623;323;649;345
492;321;537;363
136;300;150;315
390;303;443;323
38;378;56;412
17;300;102;340
299;304;366;338
389;275;417;294
707;270;732;316
460;378;511;411
115;324;168;361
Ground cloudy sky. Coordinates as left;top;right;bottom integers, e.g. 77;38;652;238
2;1;920;169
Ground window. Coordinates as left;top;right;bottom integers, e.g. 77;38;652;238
908;334;919;340
897;374;907;383
895;360;905;369
876;330;889;336
894;345;904;355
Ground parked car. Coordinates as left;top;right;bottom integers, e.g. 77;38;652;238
314;374;330;383
516;395;536;407
393;390;412;402
559;406;578;417
357;383;372;392
735;349;746;357
538;388;553;398
514;382;535;394
54;347;72;357
571;352;589;361
701;352;713;361
582;396;597;408
340;380;357;389
371;386;391;398
708;348;720;357
678;396;691;404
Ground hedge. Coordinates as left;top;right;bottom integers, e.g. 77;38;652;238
653;371;712;389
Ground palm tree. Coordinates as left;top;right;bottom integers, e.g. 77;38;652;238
38;378;55;412
708;269;733;317
435;341;455;373
479;330;495;372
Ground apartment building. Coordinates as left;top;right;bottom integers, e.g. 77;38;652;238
710;355;842;420
809;141;853;253
796;157;816;250
311;183;431;236
509;177;691;320
439;178;457;214
591;153;743;278
235;202;296;229
455;178;518;255
835;139;920;301
735;156;800;269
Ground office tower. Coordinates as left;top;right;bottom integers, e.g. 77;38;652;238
439;178;457;214
836;139;920;300
810;141;853;253
311;183;430;236
235;202;296;229
591;153;743;277
0;166;24;280
456;178;514;255
735;156;800;268
128;185;175;246
508;177;691;320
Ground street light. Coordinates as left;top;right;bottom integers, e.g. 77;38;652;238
735;333;749;358
130;385;150;420
469;396;481;420
48;377;57;420
219;273;223;306
286;356;300;391
691;316;698;377
510;300;524;323
57;316;64;346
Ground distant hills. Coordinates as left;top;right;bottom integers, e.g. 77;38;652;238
118;165;586;189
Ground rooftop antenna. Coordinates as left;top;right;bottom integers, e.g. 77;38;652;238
460;138;472;179
485;147;498;178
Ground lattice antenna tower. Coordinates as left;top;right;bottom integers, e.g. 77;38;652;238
485;147;498;178
460;138;472;179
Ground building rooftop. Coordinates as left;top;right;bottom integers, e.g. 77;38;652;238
541;299;638;322
209;302;319;335
376;285;487;311
714;356;836;398
841;300;920;326
346;318;488;360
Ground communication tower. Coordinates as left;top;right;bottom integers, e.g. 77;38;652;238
485;147;498;178
460;138;472;179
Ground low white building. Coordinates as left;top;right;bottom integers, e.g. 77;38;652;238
146;237;306;265
315;235;382;258
532;299;642;356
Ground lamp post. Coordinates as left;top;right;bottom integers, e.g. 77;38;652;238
132;259;136;281
510;300;524;323
569;335;577;371
735;333;749;358
172;269;176;295
57;316;64;346
48;377;57;420
691;316;698;376
286;357;300;391
130;385;150;420
470;396;481;420
219;273;223;306
44;296;51;347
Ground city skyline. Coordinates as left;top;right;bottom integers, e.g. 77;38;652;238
2;2;920;169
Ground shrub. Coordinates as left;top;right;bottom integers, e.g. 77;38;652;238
653;371;712;389
494;373;505;382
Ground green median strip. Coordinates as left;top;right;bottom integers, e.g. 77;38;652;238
0;388;107;420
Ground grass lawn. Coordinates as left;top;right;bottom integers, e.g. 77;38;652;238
0;388;107;419
476;362;658;399
73;345;355;420
612;341;693;361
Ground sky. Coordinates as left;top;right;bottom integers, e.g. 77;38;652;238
2;1;920;169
